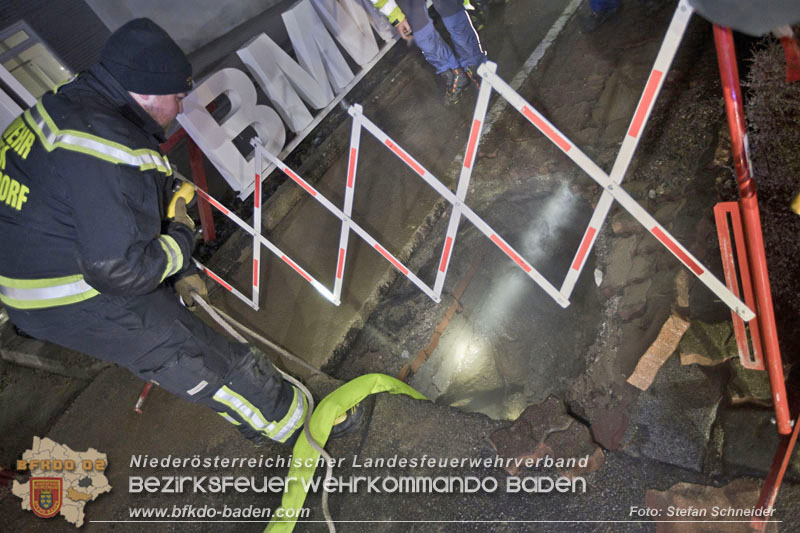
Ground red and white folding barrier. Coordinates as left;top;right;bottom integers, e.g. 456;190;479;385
349;99;569;307
465;1;753;322
191;0;752;324
249;96;566;307
183;156;337;310
196;77;572;311
560;0;694;298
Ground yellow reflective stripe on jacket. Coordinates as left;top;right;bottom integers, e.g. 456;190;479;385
370;0;405;24
24;101;172;175
157;235;184;281
0;273;99;309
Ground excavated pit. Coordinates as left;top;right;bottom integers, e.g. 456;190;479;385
335;180;602;421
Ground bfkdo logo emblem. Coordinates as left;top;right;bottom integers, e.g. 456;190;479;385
30;477;62;519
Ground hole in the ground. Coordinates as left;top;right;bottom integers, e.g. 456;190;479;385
335;182;602;421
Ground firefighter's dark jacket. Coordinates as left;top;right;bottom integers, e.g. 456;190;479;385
0;64;194;311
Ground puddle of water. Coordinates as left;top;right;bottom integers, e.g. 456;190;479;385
410;183;602;420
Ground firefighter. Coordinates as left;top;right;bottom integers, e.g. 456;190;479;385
0;19;358;446
371;0;487;105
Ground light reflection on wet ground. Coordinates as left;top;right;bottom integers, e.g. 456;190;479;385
410;182;601;419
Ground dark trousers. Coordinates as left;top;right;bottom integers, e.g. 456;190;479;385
398;0;464;29
397;0;486;73
8;287;305;443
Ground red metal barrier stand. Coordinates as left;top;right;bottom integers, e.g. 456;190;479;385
776;26;800;83
186;137;216;242
713;202;765;370
751;411;800;531
713;25;791;436
159;129;217;243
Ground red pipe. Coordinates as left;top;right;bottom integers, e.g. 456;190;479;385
160;130;217;244
133;382;153;414
713;26;791;435
779;34;800;83
187;137;216;243
752;412;800;531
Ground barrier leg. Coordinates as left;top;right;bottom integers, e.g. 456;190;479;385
713;25;791;436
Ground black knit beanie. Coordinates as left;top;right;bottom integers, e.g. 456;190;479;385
99;18;192;95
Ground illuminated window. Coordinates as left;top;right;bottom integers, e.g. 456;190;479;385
0;22;71;99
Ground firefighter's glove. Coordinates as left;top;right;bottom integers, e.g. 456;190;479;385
172;197;195;231
175;273;208;309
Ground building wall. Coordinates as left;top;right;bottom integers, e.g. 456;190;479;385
0;0;110;72
84;0;285;54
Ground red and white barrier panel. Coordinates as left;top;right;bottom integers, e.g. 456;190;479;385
256;137;441;304
251;139;264;307
186;175;336;309
561;0;694;298
475;57;754;321
433;62;496;298
349;103;569;308
244;93;571;309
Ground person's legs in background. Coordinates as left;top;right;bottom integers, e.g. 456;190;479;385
398;0;458;73
582;0;622;33
435;0;487;71
398;0;471;105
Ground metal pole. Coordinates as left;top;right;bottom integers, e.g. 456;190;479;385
713;25;791;435
187;137;217;243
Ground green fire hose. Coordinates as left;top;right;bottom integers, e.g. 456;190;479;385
265;373;426;532
190;294;425;532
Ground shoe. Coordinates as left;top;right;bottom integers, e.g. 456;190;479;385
329;402;367;439
579;5;619;33
464;65;482;90
252;400;369;446
442;68;470;106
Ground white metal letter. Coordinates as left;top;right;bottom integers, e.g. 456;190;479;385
283;0;357;93
237;29;339;132
311;0;380;66
177;68;286;198
355;0;397;41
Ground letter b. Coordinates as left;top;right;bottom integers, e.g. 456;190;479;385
178;68;286;199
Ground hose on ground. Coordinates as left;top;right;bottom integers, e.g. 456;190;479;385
205;304;330;379
192;292;337;532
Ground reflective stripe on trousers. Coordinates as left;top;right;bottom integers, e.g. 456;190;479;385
213;384;307;443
